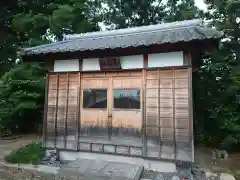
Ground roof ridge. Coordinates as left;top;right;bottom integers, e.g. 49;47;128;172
64;19;203;40
71;24;201;42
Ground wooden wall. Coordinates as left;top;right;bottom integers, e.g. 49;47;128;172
44;67;193;160
145;69;191;143
45;72;80;148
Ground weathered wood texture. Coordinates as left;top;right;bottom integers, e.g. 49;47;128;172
145;69;192;161
80;71;142;139
145;69;190;142
47;73;79;149
45;68;193;161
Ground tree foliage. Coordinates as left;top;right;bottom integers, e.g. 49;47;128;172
0;0;99;77
0;63;46;136
165;0;204;22
94;0;166;28
193;0;240;149
93;0;201;29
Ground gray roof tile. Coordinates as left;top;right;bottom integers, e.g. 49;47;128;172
21;19;223;56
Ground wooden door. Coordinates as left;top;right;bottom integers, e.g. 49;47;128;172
110;74;143;147
80;77;110;140
79;71;143;155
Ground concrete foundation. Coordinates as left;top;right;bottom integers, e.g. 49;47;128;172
46;135;193;162
46;150;177;173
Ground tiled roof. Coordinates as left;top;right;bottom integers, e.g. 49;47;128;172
21;19;223;56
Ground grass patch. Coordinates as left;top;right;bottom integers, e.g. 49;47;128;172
4;141;45;165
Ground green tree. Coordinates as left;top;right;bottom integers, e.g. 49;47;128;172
49;0;99;39
194;0;240;149
0;63;46;136
0;0;100;77
93;0;166;28
94;0;202;28
0;0;20;76
165;0;204;22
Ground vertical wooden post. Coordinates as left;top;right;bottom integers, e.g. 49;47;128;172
183;52;192;65
143;54;148;68
76;72;81;150
185;52;194;162
108;77;113;141
141;70;144;156
172;69;177;160
158;69;162;158
54;73;59;148
188;67;194;162
79;59;83;71
142;54;148;157
142;69;147;157
64;73;70;149
43;74;49;147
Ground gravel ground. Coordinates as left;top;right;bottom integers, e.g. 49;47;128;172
141;166;221;180
141;170;195;180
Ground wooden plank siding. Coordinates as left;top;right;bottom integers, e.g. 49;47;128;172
44;68;193;162
144;68;191;160
46;73;79;149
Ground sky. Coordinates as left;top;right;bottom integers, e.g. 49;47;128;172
195;0;208;11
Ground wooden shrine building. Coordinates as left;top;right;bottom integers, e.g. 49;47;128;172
21;19;222;162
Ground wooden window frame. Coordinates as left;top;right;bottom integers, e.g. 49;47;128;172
113;88;141;110
83;88;108;109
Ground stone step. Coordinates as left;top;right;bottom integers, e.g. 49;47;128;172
59;158;144;180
